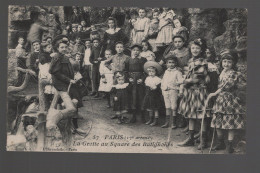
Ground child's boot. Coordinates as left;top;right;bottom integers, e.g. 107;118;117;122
197;132;208;150
212;136;226;150
161;115;170;128
226;140;234;153
106;94;111;108
130;111;137;123
172;116;177;129
145;112;153;125
150;117;158;126
117;115;123;124
110;114;117;119
141;110;146;123
94;92;100;98
177;130;195;146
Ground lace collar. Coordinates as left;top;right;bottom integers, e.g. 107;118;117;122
112;83;129;89
106;28;121;34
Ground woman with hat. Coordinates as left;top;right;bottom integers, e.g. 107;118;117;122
177;38;211;150
125;44;147;123
209;49;245;153
142;61;163;126
47;35;77;129
101;17;129;55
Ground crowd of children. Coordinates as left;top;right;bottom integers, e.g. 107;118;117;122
14;7;246;154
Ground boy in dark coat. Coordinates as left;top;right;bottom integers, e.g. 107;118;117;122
89;38;104;98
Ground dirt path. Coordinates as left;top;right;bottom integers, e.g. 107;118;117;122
59;96;226;154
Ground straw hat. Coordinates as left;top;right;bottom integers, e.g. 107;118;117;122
144;61;163;75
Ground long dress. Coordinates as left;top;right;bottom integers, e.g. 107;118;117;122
142;76;162;111
155;11;174;46
112;83;131;114
102;28;129;55
211;69;246;129
178;57;211;119
98;61;114;92
131;17;150;45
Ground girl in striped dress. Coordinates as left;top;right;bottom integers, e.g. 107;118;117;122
209;50;246;153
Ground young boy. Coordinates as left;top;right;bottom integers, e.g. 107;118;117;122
90;24;100;41
82;39;93;91
125;44;147;123
161;55;183;129
29;39;41;76
89;38;104;98
105;41;130;74
72;36;85;56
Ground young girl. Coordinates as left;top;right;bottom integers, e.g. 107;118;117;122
155;8;175;47
15;36;28;86
111;72;131;124
160;35;190;73
205;47;219;94
172;18;189;42
178;38;210;150
98;49;114;108
142;61;163;126
209;50;245;154
140;40;156;61
131;8;150;45
147;9;160;52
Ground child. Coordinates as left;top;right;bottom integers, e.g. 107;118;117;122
98;49;114;108
205;47;219;94
72;36;85;56
89;38;104;98
177;38;210;150
172;19;189;42
131;8;150;45
161;55;183;129
29;39;41;75
74;52;83;70
90;24;100;41
155;8;175;47
38;42;53;111
147;9;160;52
105;41;130;74
140;40;156;61
209;50;245;154
160;35;190;74
69;24;78;41
142;61;163;126
125;44;147;123
82;39;93;91
15;36;28;86
111;72;131;124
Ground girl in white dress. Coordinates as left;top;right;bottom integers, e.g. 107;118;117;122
155;8;176;46
98;49;114;107
131;8;150;45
